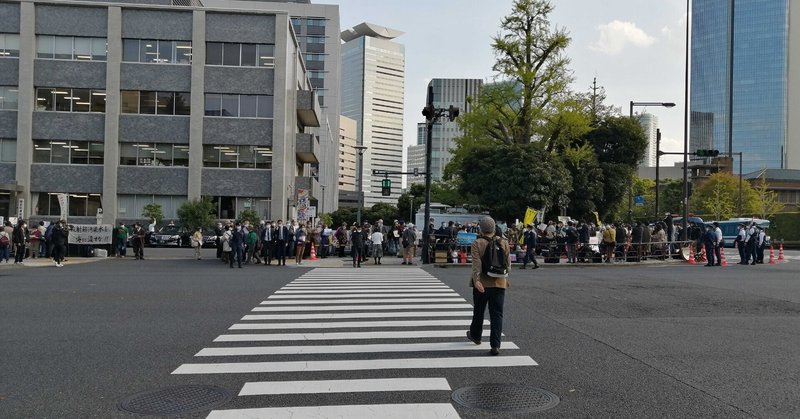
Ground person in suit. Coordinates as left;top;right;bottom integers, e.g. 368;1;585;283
230;223;245;268
521;224;539;269
274;219;289;266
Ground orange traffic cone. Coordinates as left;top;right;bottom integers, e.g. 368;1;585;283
458;249;467;264
699;247;707;263
719;246;728;267
779;243;786;261
769;245;777;264
687;246;696;265
309;242;318;260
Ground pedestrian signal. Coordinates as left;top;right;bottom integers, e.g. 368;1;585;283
381;178;391;196
695;149;720;157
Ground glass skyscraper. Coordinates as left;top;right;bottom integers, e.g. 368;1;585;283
690;0;794;173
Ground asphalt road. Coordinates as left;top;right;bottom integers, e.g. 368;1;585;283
2;248;799;418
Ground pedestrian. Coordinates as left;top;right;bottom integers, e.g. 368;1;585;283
335;222;348;257
115;222;129;258
712;221;723;266
52;220;68;267
350;224;364;268
703;224;717;267
0;222;10;263
735;223;747;264
756;226;766;264
221;225;232;266
37;221;47;258
132;222;146;260
294;225;307;265
745;222;758;265
230;223;245;268
191;227;203;260
565;221;578;263
371;225;384;265
12;219;27;264
401;223;416;265
214;222;224;261
29;223;41;259
521;223;539;269
274;219;288;266
466;216;510;356
602;225;616;263
262;221;275;265
247;227;261;264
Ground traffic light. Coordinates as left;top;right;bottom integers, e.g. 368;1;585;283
695;149;720;157
381;178;391;196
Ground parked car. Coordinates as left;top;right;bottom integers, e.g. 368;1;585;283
201;228;218;248
150;225;191;247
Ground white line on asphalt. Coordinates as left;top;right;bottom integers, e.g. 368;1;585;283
207;403;461;419
275;289;454;294
238;377;452;396
282;285;449;289
228;319;484;330
195;341;518;356
251;304;474;312
259;298;467;305
212;329;492;342
291;279;441;282
241;311;473;320
266;293;460;299
173;356;537;374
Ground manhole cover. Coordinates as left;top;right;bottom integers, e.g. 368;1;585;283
452;383;560;413
119;385;232;416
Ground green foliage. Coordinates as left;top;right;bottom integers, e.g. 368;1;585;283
365;203;399;225
689;172;758;218
141;203;164;225
330;207;357;227
319;213;333;227
177;198;217;231
456;142;572;222
658;179;684;215
769;212;800;241
752;177;785;219
238;208;259;225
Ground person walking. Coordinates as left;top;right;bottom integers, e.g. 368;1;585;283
371;226;384;265
274;220;288;266
401;223;416;265
230;224;245;268
466;216;510;356
0;224;10;263
294;225;307;265
115;222;129;258
51;220;68;267
191;227;203;260
132;223;146;260
350;224;364;268
12;220;27;264
521;224;539;269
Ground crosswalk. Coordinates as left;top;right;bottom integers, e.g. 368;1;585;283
171;267;538;418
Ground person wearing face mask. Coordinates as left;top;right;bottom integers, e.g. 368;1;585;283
52;220;69;267
230;223;245;268
214;222;224;261
275;220;289;266
262;221;275;265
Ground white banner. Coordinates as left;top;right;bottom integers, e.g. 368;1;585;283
57;194;69;221
68;224;113;245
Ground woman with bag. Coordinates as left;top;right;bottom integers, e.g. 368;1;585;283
191;227;203;260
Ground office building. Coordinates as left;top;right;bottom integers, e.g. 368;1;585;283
0;0;323;223
690;0;800;172
340;22;404;207
338;115;356;192
406;78;481;185
635;112;658;168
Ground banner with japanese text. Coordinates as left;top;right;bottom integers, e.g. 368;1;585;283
68;224;113;245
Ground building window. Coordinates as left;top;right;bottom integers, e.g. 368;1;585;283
0;86;18;110
304;36;326;44
117;195;187;220
35;88;106;112
210;196;271;220
34;192;102;217
202;145;272;169
33;140;104;165
204;94;273;118
119;143;190;167
121;39;192;64
36;35;107;61
205;42;274;68
306;18;326;27
120;91;190;115
305;53;325;62
0;138;16;162
0;33;20;57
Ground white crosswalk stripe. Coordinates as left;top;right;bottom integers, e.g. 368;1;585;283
170;267;537;418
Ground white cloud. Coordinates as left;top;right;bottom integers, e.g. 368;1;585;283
591;20;656;55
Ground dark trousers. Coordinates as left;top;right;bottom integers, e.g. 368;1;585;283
523;246;538;267
275;240;286;264
470;287;505;349
14;243;25;262
133;240;144;259
704;242;716;266
52;244;65;263
216;241;223;259
714;243;722;265
230;246;243;267
737;241;746;263
745;242;756;264
338;244;346;257
352;245;362;267
263;242;273;264
757;244;765;263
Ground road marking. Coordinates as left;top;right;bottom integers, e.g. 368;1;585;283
251;303;474;312
228;319;483;330
173;356;537;374
266;293;460;299
259;298;467;305
275;289;454;294
290;280;442;284
238;377;452;396
207;403;461;419
282;285;450;289
241;311;473;320
195;341;519;357
213;329;492;342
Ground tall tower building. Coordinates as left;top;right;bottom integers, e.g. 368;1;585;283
690;0;800;172
340;22;404;207
406;78;482;186
338;115;356;192
636;113;658;168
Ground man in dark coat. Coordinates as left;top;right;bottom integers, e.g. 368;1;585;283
274;220;289;266
521;224;539;269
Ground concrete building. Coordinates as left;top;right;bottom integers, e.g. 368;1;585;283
635;112;658;168
690;0;800;172
407;78;482;186
338;115;356;192
340;22;404;207
0;0;323;224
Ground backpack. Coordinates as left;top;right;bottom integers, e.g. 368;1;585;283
0;235;8;247
479;236;508;278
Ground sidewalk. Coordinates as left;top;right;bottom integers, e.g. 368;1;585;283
0;256;106;269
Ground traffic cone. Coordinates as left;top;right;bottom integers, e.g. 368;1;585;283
699;247;707;263
779;243;786;261
458;249;467;264
769;245;777;264
687;246;696;265
309;242;318;260
719;246;728;267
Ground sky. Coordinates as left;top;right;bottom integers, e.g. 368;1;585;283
334;0;689;166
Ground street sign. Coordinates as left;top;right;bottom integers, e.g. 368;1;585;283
634;195;645;207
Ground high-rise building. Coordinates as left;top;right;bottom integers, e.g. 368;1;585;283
0;0;323;223
690;0;800;172
338;115;356;192
636;113;658;168
406;78;482;186
340;22;404;207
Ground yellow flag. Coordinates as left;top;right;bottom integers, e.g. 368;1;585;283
523;207;537;226
593;211;601;226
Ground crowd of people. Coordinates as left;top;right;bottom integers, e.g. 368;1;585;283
0;219;70;267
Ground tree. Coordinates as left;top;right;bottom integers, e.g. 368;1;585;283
141;203;163;225
365;203;399;225
752;177;784;219
319;213;333;227
238;208;259;225
689;172;758;219
177;198;217;231
658;179;684;215
457;142;572;222
330;207;357;227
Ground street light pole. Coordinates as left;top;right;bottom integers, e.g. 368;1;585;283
655;128;661;219
408;195;414;224
681;0;691;239
319;184;326;217
354;146;367;225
